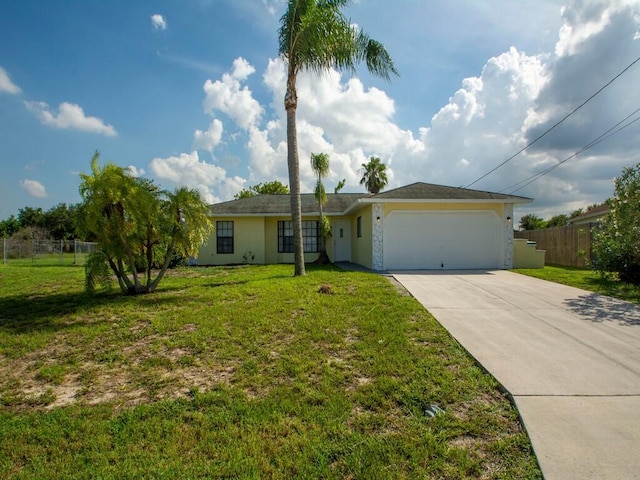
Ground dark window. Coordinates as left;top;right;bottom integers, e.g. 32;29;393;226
216;221;234;254
278;220;319;253
357;216;362;238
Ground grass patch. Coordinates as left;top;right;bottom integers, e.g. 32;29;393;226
0;264;541;478
513;265;640;304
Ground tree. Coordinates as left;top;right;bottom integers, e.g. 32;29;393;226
592;163;640;284
359;156;388;194
546;214;568;228
43;203;78;240
569;208;584;219
77;151;212;295
234;181;290;199
518;213;545;231
334;178;346;193
279;0;397;276
0;215;20;238
17;206;45;229
310;152;331;263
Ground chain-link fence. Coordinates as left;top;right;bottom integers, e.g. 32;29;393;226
1;239;99;266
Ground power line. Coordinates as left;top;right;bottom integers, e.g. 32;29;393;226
504;108;640;194
464;54;640;189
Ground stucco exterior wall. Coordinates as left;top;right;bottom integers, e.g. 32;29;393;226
198;217;266;265
351;205;373;269
265;216;320;264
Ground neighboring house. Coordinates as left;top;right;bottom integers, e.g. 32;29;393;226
197;182;532;271
566;204;610;225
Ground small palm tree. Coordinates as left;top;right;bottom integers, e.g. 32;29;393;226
311;152;330;263
279;0;397;276
360;156;388;194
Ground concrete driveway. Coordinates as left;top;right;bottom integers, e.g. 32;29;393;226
392;270;640;480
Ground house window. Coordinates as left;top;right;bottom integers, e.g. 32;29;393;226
278;220;319;253
357;216;362;237
216;221;234;254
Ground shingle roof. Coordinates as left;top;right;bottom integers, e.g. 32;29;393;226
209;182;531;216
209;193;368;215
372;182;531;201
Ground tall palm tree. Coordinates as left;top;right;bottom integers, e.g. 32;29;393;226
360;156;388;194
311;152;330;263
279;0;397;276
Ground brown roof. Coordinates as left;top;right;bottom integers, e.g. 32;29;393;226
209;182;532;216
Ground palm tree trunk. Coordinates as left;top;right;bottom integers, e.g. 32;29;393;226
285;71;306;276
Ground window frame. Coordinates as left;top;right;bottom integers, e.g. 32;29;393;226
278;220;320;253
216;220;234;254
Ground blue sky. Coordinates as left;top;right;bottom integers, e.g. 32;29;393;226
1;0;639;222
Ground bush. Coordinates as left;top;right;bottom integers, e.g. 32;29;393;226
592;163;640;284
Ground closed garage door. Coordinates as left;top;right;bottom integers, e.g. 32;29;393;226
383;210;502;270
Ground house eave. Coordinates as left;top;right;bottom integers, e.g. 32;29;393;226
342;196;532;215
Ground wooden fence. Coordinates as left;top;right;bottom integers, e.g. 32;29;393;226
514;224;595;268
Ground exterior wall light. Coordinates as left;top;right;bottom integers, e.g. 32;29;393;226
376;216;381;224
506;216;512;222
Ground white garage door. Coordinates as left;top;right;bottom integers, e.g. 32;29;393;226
383;210;502;270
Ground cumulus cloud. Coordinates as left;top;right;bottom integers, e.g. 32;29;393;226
0;66;21;94
149;151;245;204
202;57;263;129
151;14;167;31
193;118;224;153
20;179;47;198
147;1;639;220
25;101;117;136
126;165;145;177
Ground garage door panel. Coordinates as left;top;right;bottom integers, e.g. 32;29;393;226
383;211;501;270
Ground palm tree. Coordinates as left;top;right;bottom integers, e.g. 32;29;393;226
360;156;388;194
311;152;330;263
279;0;398;276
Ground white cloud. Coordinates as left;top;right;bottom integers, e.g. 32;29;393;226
246;0;639;222
20;179;47;198
193;118;224;153
126;165;145;177
203;57;262;129
24;101;117;136
149;0;639;221
0;66;21;94
149;151;245;204
151;14;167;31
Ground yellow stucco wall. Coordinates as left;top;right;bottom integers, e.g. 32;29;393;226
264;216;321;264
197;217;266;265
351;205;373;269
382;202;504;216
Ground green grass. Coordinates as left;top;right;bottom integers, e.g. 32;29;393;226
0;264;541;479
513;265;640;304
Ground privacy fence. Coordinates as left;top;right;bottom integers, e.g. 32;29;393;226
514;224;596;268
1;239;98;266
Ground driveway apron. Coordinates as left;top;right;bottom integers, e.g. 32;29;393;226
392;270;640;480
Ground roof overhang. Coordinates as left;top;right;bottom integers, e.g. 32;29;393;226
342;196;533;215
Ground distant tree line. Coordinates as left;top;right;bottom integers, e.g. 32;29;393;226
518;203;606;231
0;203;80;241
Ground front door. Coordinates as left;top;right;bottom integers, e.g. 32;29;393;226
333;219;351;262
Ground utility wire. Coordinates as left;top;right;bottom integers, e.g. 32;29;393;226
464;54;640;189
505;109;640;194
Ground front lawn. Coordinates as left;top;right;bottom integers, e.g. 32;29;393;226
0;264;540;479
513;265;640;304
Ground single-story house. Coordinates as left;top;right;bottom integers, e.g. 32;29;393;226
566;203;610;225
197;182;532;271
